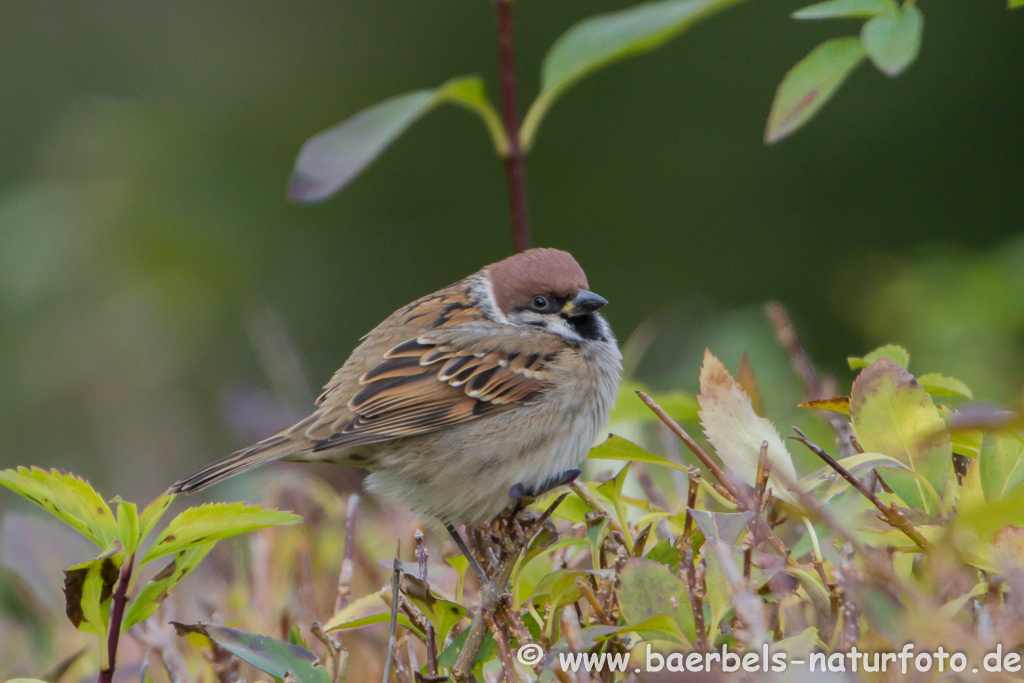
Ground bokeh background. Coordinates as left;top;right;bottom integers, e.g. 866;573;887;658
1;0;1022;556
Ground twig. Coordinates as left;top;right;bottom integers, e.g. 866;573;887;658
765;301;856;457
567;481;624;539
446;522;489;586
414;531;439;679
336;494;360;613
484;610;515;683
494;0;531;252
576;578;613;625
682;543;707;651
311;622;346;683
383;552;402;683
788;427;929;549
98;552;135;683
636;391;791;558
452;537;521;682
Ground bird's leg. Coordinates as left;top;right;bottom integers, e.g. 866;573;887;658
445;522;489;585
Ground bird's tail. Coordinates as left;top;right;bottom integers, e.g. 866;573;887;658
169;435;303;495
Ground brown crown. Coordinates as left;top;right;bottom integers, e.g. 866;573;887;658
485;248;590;316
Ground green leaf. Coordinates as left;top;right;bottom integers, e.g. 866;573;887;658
979;432;1024;502
597;464;633;551
521;0;745;150
63;542;124;639
860;4;923;77
645;538;680;573
849;344;910;370
122;543;215;630
793;0;897;19
400;575;467;644
917;373;974;400
438;624;497;670
288;75;505;202
140;502;301;565
174;623;330;683
138;494;174;542
800;451;911;501
612;383;698;423
115;499;140;555
0;467;118;549
589;434;689;474
618;558;694;646
850;359;950;514
689;510;751;546
530;569;589;611
1012;0;1024;9
765;37;865;144
700;542;732;635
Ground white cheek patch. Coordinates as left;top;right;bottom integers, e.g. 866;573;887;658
470;273;510;324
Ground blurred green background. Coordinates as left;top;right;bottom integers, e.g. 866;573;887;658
1;0;1022;505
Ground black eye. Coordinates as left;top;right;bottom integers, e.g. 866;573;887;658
531;295;549;311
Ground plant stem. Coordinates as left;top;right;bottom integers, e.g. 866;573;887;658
99;552;135;683
495;0;531;253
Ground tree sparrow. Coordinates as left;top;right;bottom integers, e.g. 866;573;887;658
171;248;622;528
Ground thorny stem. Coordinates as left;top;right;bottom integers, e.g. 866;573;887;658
495;0;531;252
99;552;135;683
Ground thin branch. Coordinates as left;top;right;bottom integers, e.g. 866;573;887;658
452;537;521;682
414;531;439;679
494;0;531;252
636;391;791;558
788;428;929;549
335;494;360;613
765;301;856;457
484;610;515;683
98;552;135;683
383;552;402;683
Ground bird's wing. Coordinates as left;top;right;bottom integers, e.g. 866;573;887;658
303;323;567;449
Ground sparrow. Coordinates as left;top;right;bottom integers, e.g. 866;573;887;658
171;248;622;528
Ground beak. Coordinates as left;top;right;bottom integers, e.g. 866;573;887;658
562;290;608;317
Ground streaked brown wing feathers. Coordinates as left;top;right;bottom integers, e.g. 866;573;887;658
310;328;564;449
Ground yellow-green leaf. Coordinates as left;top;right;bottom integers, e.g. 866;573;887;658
115;499;140;555
850;359;950;514
138;494;174;542
0;467;118;549
63;542;124;639
917;373;973;400
122;543;215;630
140;502;301;565
589;434;688;474
849;344;910;371
979;432;1024;502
